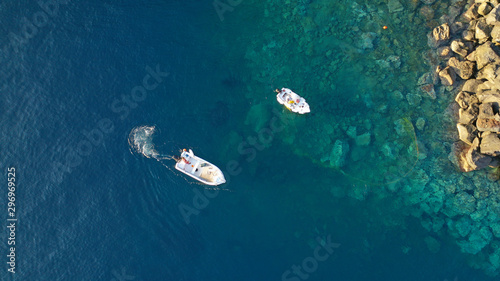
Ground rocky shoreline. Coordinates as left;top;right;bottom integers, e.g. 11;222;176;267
428;0;500;172
217;0;500;276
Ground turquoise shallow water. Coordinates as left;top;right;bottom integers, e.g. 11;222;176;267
0;0;499;280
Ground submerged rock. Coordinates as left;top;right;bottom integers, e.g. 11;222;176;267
355;132;371;146
453;191;477;215
359;32;377;50
425;236;441;253
329;139;349;168
416;117;426;131
387;0;404;13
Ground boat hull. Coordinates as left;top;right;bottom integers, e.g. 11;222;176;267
276;88;310;114
174;149;226;186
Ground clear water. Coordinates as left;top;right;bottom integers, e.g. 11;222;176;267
0;0;498;280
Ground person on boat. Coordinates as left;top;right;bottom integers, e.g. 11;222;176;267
276;88;287;100
181;149;190;164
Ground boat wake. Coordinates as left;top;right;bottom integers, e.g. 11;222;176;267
128;125;231;190
128;125;158;158
128;125;176;160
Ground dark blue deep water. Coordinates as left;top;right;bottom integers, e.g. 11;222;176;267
1;0;499;280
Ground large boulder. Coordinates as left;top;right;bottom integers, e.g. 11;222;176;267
438;65;456;86
462;79;484;94
464;3;482;20
477;89;500;103
457;123;478;145
478;2;493;16
475;18;492;43
432;23;451;47
462;21;476;42
466;42;500;70
459;104;479;124
476;62;500;82
476;80;500;95
480;132;500;156
450;39;472;57
476;118;500;132
466;137;494;170
485;4;500;25
448;57;476;79
491;24;500;44
478;102;496;118
455;91;479;109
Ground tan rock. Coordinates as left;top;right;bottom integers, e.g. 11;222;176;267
448;57;476;79
437;46;451;57
477;90;500;104
486;4;500;25
492;25;500;44
455;91;479;108
457;123;478;145
466;137;493;170
450;40;469;57
477;117;500;132
464;3;481;20
476;63;500;81
462;79;484;94
432;23;450;46
478;2;493;16
480;132;500;156
438;66;456;86
470;42;500;70
459;105;479;124
475;18;492;43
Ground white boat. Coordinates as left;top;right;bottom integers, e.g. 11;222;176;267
276;88;310;114
174;149;226;186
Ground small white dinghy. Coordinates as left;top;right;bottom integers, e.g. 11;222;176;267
276;88;310;114
175;149;226;186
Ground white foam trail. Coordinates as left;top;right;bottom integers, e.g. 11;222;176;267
128;125;160;158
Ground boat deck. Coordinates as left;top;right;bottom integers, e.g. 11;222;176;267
174;149;226;186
